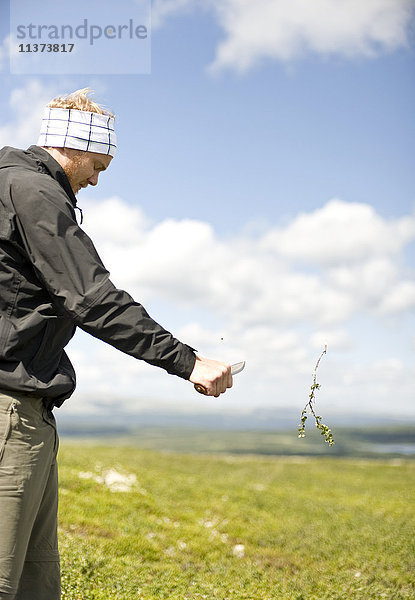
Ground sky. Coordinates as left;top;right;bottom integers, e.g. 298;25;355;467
1;0;414;423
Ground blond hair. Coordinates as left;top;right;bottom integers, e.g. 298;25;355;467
47;88;114;117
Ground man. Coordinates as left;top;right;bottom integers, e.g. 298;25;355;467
0;88;232;599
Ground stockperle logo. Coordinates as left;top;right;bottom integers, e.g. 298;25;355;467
10;0;151;75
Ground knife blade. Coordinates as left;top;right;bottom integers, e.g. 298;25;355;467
194;361;245;395
231;361;245;376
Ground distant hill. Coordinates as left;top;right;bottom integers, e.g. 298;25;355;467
58;414;415;458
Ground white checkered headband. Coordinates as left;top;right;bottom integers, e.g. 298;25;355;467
37;107;117;157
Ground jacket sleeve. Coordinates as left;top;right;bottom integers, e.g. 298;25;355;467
9;173;196;380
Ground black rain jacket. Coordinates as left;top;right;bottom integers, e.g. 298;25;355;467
0;145;196;406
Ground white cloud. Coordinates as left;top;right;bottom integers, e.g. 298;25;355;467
151;0;202;28
82;196;149;247
81;196;415;330
67;194;415;417
260;199;415;317
152;0;415;72
0;80;57;149
378;280;415;314
329;259;415;315
261;199;415;265
0;38;6;73
310;329;354;351
0;35;18;74
342;357;412;403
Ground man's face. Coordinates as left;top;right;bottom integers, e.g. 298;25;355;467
63;149;112;194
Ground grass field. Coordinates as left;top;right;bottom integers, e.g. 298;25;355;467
58;443;414;599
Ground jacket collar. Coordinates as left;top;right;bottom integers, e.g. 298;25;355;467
27;145;78;208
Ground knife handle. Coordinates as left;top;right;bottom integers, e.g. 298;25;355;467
194;383;208;395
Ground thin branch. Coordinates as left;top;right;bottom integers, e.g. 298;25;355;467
298;344;334;446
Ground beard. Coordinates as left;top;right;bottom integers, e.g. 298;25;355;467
63;151;88;193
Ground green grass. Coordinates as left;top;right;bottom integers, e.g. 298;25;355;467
58;444;414;599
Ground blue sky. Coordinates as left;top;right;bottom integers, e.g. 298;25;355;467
1;0;414;423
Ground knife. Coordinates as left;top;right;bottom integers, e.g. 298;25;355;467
194;361;246;395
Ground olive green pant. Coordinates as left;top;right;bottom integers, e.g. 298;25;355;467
0;392;60;599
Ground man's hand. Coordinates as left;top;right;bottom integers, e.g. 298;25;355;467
189;356;232;397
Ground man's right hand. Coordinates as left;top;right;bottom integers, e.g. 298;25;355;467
189;356;232;397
